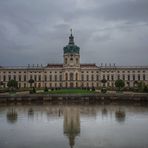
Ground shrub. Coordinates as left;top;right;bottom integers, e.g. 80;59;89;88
44;87;48;92
101;87;107;93
115;79;125;91
7;80;18;92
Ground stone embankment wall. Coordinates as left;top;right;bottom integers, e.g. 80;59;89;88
0;93;148;102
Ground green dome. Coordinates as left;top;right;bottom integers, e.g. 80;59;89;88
64;44;80;54
63;31;80;54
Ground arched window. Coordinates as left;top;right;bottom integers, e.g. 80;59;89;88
66;82;68;88
65;58;67;64
76;73;78;80
65;73;68;81
70;73;74;81
76;82;78;87
76;58;79;64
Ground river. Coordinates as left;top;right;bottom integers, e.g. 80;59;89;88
0;102;148;148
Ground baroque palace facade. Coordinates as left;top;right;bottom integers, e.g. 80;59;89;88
0;31;148;89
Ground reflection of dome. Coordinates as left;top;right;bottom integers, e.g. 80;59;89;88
64;106;80;148
115;110;126;122
63;30;80;54
28;108;34;118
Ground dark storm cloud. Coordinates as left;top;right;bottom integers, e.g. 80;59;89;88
0;0;148;66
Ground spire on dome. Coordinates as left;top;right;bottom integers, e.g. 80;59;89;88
69;28;74;45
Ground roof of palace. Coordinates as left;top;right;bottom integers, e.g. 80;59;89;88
46;64;63;68
80;64;98;68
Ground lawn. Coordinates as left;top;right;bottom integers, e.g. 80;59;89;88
47;89;95;94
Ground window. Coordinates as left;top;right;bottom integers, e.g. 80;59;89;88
60;75;62;81
34;75;37;81
92;75;94;81
24;75;26;81
107;75;109;81
76;73;78;81
143;74;145;80
81;75;84;81
111;75;114;81
19;75;21;81
123;75;125;80
65;73;68;81
70;73;73;81
13;75;16;80
87;75;89;81
38;75;41;81
76;58;78;64
97;75;99;81
24;83;26;88
44;75;47;81
128;75;130;81
133;75;135;81
30;75;32;79
55;75;57;81
138;74;140;81
3;75;6;81
65;58;67;64
49;75;52;81
8;75;11;81
60;83;62;87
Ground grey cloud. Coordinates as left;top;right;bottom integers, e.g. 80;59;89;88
0;0;148;66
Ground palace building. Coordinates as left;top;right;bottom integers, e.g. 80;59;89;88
0;30;148;89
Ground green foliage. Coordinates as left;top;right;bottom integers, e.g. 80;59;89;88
48;89;95;94
28;79;34;87
101;87;107;93
29;87;36;94
101;79;107;84
7;80;18;89
44;87;48;92
143;85;148;93
115;79;125;91
28;79;34;84
137;81;145;92
32;87;36;93
0;81;4;86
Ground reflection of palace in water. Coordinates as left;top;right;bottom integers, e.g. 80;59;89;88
64;106;80;148
5;104;146;147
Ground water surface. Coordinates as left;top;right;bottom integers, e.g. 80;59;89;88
0;102;148;148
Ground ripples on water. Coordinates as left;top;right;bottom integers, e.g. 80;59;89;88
0;102;148;148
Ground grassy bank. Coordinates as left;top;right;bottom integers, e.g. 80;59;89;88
45;89;95;94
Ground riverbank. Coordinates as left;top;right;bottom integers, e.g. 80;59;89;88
0;92;148;102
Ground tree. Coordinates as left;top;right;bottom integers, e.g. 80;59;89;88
101;79;107;93
44;87;48;93
101;79;107;87
115;79;125;91
7;108;18;124
137;81;145;92
7;79;18;91
0;81;4;88
28;79;34;87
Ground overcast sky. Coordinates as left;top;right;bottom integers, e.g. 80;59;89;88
0;0;148;66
